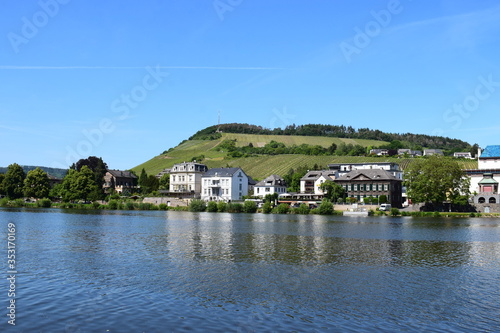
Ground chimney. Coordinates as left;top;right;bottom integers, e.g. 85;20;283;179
478;148;482;160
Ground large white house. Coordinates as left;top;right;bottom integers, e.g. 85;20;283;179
201;167;249;202
254;174;287;198
300;170;337;194
169;162;208;195
466;146;500;206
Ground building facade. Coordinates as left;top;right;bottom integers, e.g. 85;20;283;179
254;174;287;198
334;169;403;207
465;146;500;207
169;162;208;195
201;168;249;202
328;162;403;180
300;170;337;194
103;170;138;194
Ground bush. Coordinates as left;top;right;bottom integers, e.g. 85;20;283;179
243;201;258;213
262;202;272;214
189;199;206;212
227;203;243;213
139;202;154;210
273;203;289;214
125;202;135;210
296;203;310;215
207;201;218;212
390;208;400;216
92;201;101;209
158;203;168;210
433;211;441;217
318;200;334;215
108;200;118;210
217;201;227;212
0;197;8;207
401;211;410;216
310;208;320;214
37;198;52;208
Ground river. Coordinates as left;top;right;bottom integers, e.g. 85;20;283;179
1;208;499;332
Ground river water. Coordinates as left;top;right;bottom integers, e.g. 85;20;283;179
1;208;499;332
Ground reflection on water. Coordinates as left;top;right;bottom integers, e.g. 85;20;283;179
1;208;499;332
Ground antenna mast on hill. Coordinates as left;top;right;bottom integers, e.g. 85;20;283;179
216;110;222;133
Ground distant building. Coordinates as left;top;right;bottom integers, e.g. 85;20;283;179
169;162;208;195
201;167;249;202
156;168;171;179
369;149;389;156
300;170;337;194
453;152;473;159
334;169;403;207
104;170;138;194
397;149;422;157
47;174;62;188
423;149;444;156
254;174;287;198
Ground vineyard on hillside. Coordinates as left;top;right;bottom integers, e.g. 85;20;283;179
133;133;478;180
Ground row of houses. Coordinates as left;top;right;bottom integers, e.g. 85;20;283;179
99;145;500;210
155;161;405;207
370;148;474;159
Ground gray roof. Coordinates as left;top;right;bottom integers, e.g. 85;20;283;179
202;167;246;178
336;169;399;182
107;170;137;178
301;170;336;181
255;174;286;187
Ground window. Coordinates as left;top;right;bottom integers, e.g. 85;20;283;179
354;184;358;191
384;184;388;191
348;184;352;191
239;184;242;190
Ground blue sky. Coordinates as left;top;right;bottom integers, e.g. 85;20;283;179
1;0;500;170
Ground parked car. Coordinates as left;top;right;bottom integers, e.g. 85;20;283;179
379;203;392;211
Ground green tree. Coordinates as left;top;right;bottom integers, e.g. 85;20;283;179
159;173;170;190
2;163;26;199
378;195;388;204
0;173;5;196
403;156;470;207
24;167;50;198
320;181;346;202
60;166;99;202
71;156;108;199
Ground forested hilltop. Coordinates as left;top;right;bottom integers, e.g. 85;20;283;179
190;123;474;152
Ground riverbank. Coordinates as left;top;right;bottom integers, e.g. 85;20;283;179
1;197;499;217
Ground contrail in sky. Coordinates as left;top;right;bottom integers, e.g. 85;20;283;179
0;65;292;70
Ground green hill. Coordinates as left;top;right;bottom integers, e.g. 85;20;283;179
132;132;477;180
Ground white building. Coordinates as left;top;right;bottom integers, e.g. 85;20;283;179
466;146;500;206
201;167;249;202
300;170;337;194
254;174;287;198
169;162;208;195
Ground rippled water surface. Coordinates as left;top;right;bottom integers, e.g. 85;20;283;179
1;208;499;332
